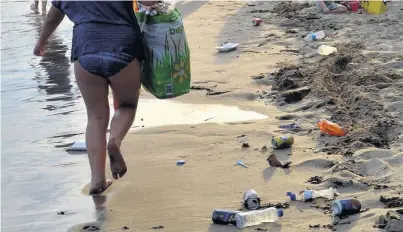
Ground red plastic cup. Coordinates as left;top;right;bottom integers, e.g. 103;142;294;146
252;18;262;26
349;1;360;12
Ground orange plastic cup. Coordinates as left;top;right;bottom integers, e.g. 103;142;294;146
317;119;346;137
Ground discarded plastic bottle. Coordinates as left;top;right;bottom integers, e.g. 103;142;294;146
332;199;361;217
244;189;261;210
317;119;346;136
212;209;240;225
304;30;326;42
287;187;339;201
279;123;301;130
234;207;283;228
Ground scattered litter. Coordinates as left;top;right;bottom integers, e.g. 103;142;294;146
331;179;344;186
260;202;290;209
306;176;324;184
304;30;326;42
332;199;362;217
267;153;291;168
380;196;403;208
236;160;248;168
176;160;186;166
285;29;298;34
287;187;339;201
237;134;246;138
252;18;262;26
374;210;403;230
374;184;389;190
260;146;268;153
121;226;129;230
272;135;294;149
311;204;332;214
67;141;86;151
279;123;301;131
318;45;338;56
317;119;346;136
309;224;335;230
241;142;250;148
251;74;265;80
244;189;261;210
234;207;283;228
151;226;164;230
349;0;360;12
255;228;268;231
212;209;240;225
216;42;239;52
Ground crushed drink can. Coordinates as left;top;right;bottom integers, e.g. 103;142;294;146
272;135;294;149
212;209;240;225
244;189;260;210
332;199;361;217
252;18;262;26
279;123;301;130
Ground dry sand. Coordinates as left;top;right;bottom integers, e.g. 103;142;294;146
70;1;403;232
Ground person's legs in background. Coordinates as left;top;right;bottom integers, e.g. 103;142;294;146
30;1;47;15
31;1;39;14
41;0;48;15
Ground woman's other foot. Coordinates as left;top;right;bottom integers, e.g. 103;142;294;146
107;139;127;180
89;180;113;195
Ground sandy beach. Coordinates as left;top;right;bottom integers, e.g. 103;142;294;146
69;1;403;231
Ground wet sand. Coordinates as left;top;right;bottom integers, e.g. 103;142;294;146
67;1;403;232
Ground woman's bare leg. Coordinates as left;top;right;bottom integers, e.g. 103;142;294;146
107;59;141;179
74;61;112;194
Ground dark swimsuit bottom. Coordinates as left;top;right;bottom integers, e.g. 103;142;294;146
78;52;135;78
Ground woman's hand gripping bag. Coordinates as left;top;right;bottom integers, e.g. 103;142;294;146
136;9;191;99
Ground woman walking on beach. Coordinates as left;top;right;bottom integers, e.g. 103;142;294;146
34;1;155;195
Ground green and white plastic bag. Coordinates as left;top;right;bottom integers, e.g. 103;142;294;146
136;9;191;99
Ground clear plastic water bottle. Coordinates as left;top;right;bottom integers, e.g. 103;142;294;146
304;30;326;42
234;207;283;228
287;187;339;201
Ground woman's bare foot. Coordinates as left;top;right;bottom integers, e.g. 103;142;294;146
89;180;113;195
107;139;127;180
30;4;39;14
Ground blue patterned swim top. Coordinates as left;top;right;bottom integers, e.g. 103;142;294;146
52;1;143;62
